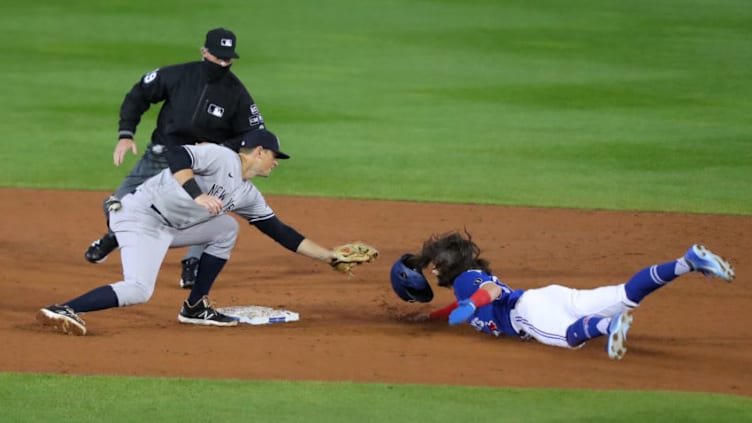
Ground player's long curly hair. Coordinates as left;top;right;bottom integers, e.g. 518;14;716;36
418;230;492;287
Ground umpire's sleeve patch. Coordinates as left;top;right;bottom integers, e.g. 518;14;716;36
143;69;159;84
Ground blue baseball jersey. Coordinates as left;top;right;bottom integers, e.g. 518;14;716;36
452;270;524;337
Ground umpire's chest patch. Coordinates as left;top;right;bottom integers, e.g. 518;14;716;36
207;103;225;118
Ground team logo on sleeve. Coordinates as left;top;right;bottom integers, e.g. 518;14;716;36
143;69;159;84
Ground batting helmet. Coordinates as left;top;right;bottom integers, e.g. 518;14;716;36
390;254;433;303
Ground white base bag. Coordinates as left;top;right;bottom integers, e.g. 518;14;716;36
217;305;300;325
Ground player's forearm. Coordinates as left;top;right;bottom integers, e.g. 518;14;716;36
172;169;195;185
171;168;203;199
437;284;499;321
252;216;305;252
296;239;336;263
480;283;502;301
429;301;458;319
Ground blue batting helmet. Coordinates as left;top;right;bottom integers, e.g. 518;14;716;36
390;254;433;303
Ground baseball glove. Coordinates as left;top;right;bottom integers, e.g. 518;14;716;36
331;242;379;275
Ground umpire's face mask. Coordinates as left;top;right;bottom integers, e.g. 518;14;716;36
203;59;232;81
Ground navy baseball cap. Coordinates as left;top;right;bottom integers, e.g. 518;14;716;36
238;128;290;159
205;28;239;59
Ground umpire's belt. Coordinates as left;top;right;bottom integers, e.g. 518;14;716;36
150;204;174;227
148;144;166;155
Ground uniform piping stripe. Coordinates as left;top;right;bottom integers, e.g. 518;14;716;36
650;265;667;285
248;213;275;223
185;147;197;167
514;316;568;342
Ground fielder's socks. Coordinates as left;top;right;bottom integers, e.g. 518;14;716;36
624;261;680;304
566;316;607;347
187;253;227;304
64;285;119;312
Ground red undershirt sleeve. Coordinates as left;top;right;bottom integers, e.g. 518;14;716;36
429;301;458;319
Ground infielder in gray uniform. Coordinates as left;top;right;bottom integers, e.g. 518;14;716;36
85;28;266;291
38;129;350;335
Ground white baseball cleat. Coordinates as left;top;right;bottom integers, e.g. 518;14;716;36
684;244;735;282
606;311;633;360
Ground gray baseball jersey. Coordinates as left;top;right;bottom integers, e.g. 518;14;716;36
140;143;274;228
108;143;274;307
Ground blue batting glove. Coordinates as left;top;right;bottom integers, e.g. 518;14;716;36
449;299;476;325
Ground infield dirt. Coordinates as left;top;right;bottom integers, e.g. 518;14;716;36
1;189;750;396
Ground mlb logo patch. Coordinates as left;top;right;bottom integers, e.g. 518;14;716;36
207;103;225;118
220;38;233;47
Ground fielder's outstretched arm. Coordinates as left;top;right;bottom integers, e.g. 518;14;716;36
297;238;337;263
251;217;334;264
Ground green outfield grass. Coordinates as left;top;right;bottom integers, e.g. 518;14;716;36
1;373;750;423
1;0;750;421
1;0;750;214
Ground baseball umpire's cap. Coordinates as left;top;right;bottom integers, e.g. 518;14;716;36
237;128;290;159
205;28;239;59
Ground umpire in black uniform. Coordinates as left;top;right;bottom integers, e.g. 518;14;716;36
86;28;266;289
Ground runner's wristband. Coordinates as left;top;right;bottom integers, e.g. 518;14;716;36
469;288;493;308
182;178;202;199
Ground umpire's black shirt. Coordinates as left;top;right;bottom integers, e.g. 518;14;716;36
118;60;264;147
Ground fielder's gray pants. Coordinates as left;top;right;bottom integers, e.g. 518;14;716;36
108;192;239;306
104;144;204;261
